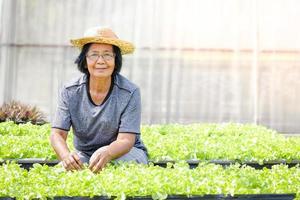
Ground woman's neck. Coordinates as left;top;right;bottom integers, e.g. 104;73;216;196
89;75;111;93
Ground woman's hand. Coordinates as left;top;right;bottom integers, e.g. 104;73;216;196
62;151;84;171
89;146;113;173
50;128;83;171
89;133;136;173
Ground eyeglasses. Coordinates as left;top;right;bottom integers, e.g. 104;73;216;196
86;52;115;62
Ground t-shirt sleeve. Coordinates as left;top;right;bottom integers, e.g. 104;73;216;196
118;88;141;134
51;86;72;131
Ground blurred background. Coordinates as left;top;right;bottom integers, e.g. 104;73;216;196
0;0;299;134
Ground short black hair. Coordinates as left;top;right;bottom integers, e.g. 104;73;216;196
75;43;122;76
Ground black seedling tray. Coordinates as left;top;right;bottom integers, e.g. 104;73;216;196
0;159;299;170
37;194;298;200
153;159;300;169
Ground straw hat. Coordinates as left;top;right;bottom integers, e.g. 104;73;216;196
70;26;134;54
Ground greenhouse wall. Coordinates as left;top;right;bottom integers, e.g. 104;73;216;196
0;0;300;133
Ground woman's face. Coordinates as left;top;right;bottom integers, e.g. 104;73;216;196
86;43;115;78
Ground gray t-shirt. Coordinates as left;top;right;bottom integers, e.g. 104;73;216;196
52;73;147;157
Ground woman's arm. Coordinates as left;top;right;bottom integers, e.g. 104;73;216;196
50;128;83;170
89;133;135;173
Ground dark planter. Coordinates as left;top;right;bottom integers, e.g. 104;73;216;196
152;160;300;169
1;159;299;170
126;195;222;200
13;120;46;125
53;197;112;200
50;194;296;200
0;194;296;199
0;159;59;170
223;194;295;199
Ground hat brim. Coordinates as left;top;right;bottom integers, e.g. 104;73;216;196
70;37;135;55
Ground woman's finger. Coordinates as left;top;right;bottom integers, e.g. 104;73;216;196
89;154;100;170
68;155;81;170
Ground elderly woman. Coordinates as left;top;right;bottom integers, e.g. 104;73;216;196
50;27;148;173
